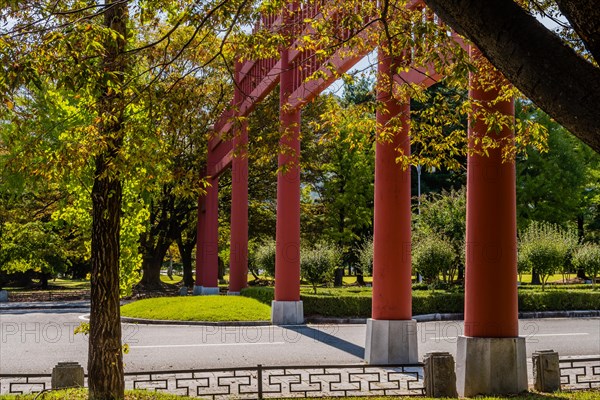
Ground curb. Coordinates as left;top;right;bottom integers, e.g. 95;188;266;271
0;301;91;310
121;310;600;326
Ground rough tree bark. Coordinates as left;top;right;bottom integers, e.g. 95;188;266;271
423;0;600;153
88;2;127;399
177;232;196;288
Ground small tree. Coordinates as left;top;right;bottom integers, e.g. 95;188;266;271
412;235;455;286
517;249;531;284
254;239;276;279
572;243;600;289
357;236;374;276
519;221;577;291
301;243;340;294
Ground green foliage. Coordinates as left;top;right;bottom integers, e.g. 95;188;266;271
121;296;271;322
414;188;466;282
572;243;600;287
518;291;600;312
253;239;276;278
300;243;341;294
519;221;578;290
412;234;455;285
0;221;68;277
357;236;373;275
240;287;274;305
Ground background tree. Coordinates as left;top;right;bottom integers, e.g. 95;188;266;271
423;0;600;153
519;221;578;290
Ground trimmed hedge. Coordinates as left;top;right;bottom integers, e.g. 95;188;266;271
241;286;600;318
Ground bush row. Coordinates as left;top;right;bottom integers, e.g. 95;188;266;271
240;287;600;317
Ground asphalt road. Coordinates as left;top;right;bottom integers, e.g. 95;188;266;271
1;309;599;374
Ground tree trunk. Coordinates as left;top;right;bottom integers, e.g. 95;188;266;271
140;241;170;288
177;237;195;288
333;268;344;287
531;269;541;285
423;0;600;154
88;2;127;399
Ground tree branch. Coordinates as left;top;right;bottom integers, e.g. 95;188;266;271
423;0;600;153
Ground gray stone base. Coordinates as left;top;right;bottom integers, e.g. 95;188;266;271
456;336;527;397
193;286;220;295
227;291;240;296
51;362;84;389
364;319;418;364
271;301;304;325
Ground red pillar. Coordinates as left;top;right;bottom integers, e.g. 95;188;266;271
274;46;301;302
229;63;249;294
464;47;518;338
371;52;412;321
194;192;206;287
196;176;219;291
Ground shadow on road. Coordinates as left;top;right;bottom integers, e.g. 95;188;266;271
282;325;365;359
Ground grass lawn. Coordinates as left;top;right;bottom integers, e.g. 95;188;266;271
50;278;91;290
159;274;183;284
1;389;598;399
121;295;271;322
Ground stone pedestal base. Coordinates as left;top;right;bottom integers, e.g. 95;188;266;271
456;336;527;397
193;286;220;295
227;291;240;296
365;319;418;364
51;362;84;389
271;301;304;325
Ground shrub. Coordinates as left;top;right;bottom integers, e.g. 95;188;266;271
572;243;600;288
519;221;577;290
241;287;274;305
253;239;276;278
412;235;455;285
241;286;600;317
300;243;341;294
357;236;373;276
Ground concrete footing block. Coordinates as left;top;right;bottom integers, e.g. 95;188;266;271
193;286;220;295
533;350;561;392
456;336;527;397
424;352;458;398
271;301;304;325
0;290;7;302
364;319;418;364
51;362;84;389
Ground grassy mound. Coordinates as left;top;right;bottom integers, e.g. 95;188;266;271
120;296;270;322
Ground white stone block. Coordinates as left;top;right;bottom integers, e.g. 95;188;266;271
456;336;527;397
193;286;219;295
365;319;418;364
271;300;304;325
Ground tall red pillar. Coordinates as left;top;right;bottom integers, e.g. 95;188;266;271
456;47;526;397
229;63;249;294
194;176;220;295
365;49;417;364
464;56;518;339
271;43;303;325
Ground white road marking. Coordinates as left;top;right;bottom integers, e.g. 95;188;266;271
428;333;589;340
129;342;287;349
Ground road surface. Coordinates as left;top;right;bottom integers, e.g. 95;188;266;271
1;309;598;374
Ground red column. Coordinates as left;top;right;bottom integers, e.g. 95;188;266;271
274;46;301;302
229;64;249;293
198;177;220;288
464;47;518;337
371;51;412;321
194;192;206;287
